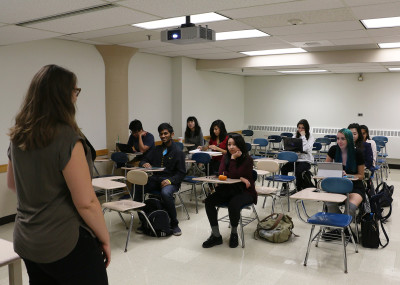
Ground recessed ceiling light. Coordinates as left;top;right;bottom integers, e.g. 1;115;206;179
133;12;229;29
378;42;400;48
277;70;328;74
387;67;400;71
361;16;400;29
216;29;269;41
240;48;306;56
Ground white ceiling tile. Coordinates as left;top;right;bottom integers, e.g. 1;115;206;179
265;21;363;36
238;8;356;29
118;0;290;18
343;0;399;6
372;35;400;43
221;0;345;19
26;6;158;34
330;37;376;45
0;25;61;46
122;40;169;49
223;43;293;52
367;27;400;37
278;29;368;42
351;2;400;19
0;0;104;24
172;47;232;55
205;20;254;33
91;30;161;44
210;36;286;48
191;52;246;59
71;25;141;39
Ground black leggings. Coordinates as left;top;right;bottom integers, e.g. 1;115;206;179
23;227;108;285
205;183;254;228
280;161;311;188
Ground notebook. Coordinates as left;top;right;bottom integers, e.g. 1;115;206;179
116;143;136;154
283;137;304;153
316;162;343;178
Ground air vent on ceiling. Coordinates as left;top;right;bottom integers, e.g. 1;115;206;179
16;3;116;26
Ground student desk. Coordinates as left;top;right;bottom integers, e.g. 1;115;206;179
189;150;222;157
192;176;241;184
290;187;347;223
121;166;165;172
92;176;127;202
0;239;22;285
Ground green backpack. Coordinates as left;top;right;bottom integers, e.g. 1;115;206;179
254;213;295;243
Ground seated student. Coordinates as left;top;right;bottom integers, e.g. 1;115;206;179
198;119;228;175
348;123;374;174
127;119;155;155
324;128;365;237
202;133;257;248
360;125;377;167
184;116;204;151
137;123;186;236
281;119;315;193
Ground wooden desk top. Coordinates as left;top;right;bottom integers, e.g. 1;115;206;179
313;176;358;181
192;176;241;184
189;150;223;157
183;143;195;147
289;187;347;203
254;158;288;164
185;159;196;163
92;178;126;189
121;166;165;172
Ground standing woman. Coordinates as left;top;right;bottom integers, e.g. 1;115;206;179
360;124;377;167
325;128;365;222
7;65;110;284
199;119;228;175
184;116;204;151
281;119;315;191
348;123;374;174
202;133;257;248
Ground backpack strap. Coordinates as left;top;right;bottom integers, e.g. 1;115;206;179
379;219;389;248
264;213;284;230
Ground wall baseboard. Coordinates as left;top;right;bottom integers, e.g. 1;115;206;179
0;214;16;226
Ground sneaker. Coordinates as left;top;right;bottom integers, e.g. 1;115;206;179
202;234;223;248
321;229;341;241
135;226;144;234
172;226;182;236
229;233;239;248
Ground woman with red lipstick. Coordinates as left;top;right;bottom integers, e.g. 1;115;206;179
202;133;256;249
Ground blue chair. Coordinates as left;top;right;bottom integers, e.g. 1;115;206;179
181;152;211;214
324;134;337;145
251;138;269;159
315;137;331;157
111;152;129;175
373;137;389;179
175;141;184;151
280;132;293;138
265;151;298;211
267;135;282;151
303;177;358;273
242;130;254;143
216;170;260;248
245;142;252;154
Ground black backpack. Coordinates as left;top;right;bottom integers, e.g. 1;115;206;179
375;182;394;208
297;170;315;190
139;198;172;237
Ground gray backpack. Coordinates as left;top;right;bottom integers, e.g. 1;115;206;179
254;213;295;243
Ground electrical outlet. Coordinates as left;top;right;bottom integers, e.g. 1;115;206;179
358;113;363;117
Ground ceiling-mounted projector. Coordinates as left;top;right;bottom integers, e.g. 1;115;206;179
161;16;215;44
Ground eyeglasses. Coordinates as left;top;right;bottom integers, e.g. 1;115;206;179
73;88;81;96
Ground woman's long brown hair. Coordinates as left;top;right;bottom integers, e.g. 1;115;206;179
9;65;81;150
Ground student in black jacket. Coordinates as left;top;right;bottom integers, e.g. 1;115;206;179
138;123;186;236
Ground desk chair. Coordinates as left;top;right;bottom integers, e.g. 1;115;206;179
216;170;260;248
252;138;269;159
324;134;337;145
374;138;389;179
242;129;254;143
315;137;331;159
280;132;293;138
245;142;252;154
265;151;298;212
303;177;358;273
255;160;283;213
102;170;157;252
181;152;211;214
268;135;282;150
111;152;129;175
311;142;323;173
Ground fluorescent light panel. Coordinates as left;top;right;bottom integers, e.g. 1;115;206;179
378;42;400;48
133;12;228;29
241;48;306;56
361;16;400;29
387;67;400;71
216;29;269;41
278;70;328;74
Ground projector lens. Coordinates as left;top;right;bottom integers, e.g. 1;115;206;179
168;30;181;40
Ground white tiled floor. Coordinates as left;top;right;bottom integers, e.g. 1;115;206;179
1;170;400;284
